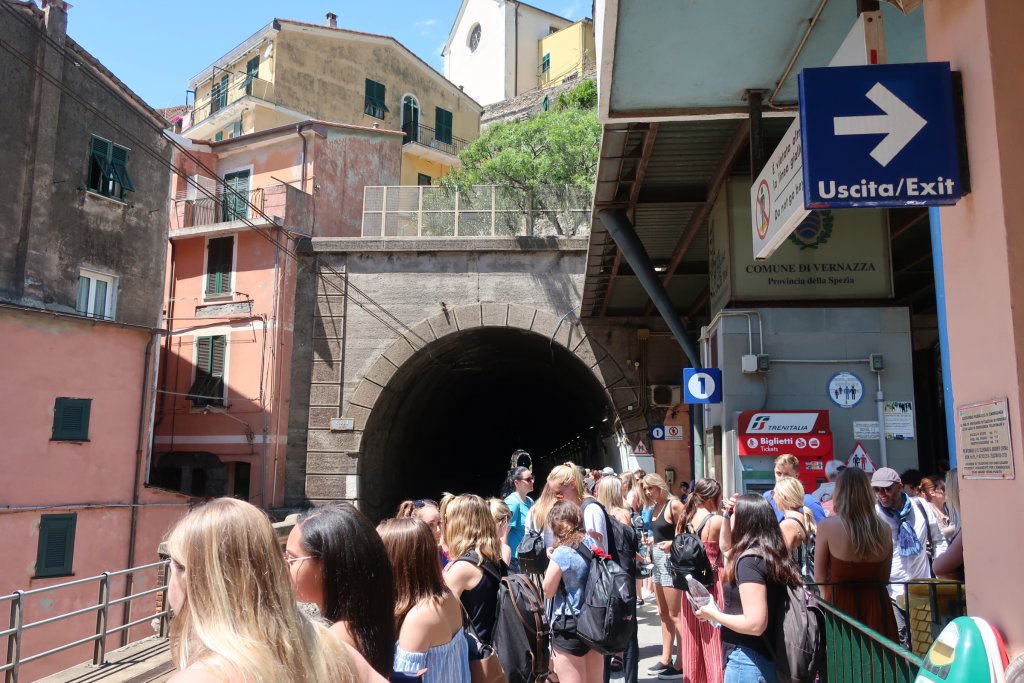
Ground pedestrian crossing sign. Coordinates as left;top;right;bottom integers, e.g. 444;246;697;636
632;440;649;455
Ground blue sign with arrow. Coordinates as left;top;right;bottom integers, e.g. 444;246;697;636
799;62;962;209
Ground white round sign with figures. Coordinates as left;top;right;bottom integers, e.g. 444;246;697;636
827;371;864;408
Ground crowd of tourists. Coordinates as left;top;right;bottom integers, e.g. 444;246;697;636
158;452;963;683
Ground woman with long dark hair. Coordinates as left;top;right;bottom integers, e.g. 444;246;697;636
378;517;470;683
694;494;802;682
287;503;396;677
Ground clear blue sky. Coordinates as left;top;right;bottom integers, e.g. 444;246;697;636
61;0;590;109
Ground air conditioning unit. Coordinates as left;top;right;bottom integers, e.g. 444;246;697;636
649;384;682;408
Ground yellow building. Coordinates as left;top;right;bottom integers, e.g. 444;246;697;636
538;19;595;89
182;15;483;186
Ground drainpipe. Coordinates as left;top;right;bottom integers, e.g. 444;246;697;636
598;209;707;478
513;1;519;98
296;123;311;194
157;240;176;425
929;207;957;466
598;209;701;368
123;330;159;646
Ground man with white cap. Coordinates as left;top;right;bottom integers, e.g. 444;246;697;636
872;466;948;648
812;459;846;503
601;466;616;477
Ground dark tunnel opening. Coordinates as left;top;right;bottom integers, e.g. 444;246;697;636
359;327;618;521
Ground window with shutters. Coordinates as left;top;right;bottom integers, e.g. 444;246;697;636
51;398;91;442
35;514;77;578
435;107;453;145
221;171;250;222
205;236;234;297
189;335;226;407
87;135;134;201
244;56;260;94
541;53;551;74
211;74;229;114
364;79;388;119
76;269;117;319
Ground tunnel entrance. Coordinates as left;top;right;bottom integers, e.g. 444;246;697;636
358;326;618;521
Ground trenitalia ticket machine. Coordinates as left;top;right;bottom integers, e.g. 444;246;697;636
734;410;835;494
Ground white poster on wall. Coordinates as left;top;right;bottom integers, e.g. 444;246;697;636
884;401;915;440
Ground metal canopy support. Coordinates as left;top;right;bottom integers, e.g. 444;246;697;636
747;90;766;182
598;208;702;370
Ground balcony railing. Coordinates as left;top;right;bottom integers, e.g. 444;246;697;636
361;184;592;238
172;187;263;229
401;122;469;158
1;560;170;682
188;73;275;127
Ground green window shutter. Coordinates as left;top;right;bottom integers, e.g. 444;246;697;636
36;514;77;578
435;108;453;145
542;53;551;73
205;236;233;295
246;56;260;83
189;336;226;407
219;75;229;108
221;171;249;222
76;276;90;314
52;398;91;441
109;144;134;195
87;136;113;194
364;79;388;118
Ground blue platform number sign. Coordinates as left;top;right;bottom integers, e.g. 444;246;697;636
799;62;962;209
650;425;666;441
683;368;723;404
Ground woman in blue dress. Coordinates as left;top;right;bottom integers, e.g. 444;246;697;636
378;517;471;683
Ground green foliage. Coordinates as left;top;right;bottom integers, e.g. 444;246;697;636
443;79;600;194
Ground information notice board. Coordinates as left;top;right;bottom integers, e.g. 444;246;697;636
958;397;1015;479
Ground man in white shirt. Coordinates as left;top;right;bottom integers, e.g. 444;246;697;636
872;467;948;649
812;460;846;503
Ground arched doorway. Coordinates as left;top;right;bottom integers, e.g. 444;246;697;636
401;94;420;144
357;326;619;521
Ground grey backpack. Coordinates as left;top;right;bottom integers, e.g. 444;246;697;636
738;550;825;683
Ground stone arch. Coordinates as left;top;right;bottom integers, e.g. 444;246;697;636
347;303;641;519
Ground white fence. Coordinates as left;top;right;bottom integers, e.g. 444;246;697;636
361;185;592;238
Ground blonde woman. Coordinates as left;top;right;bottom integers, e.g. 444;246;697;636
165;497;360;683
488;497;514;565
643;473;685;679
441;494;505;645
532;462;608;552
379;517;470;683
596;476;641;682
773;476;816;553
813;467;897;639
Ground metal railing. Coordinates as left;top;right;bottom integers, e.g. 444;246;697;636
817;598;924;683
171;187;264;229
806;578;966;681
401;122;469;157
1;560;170;682
361;184;592;238
189;73;275;126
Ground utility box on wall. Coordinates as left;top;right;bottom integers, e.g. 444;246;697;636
701;307;918;492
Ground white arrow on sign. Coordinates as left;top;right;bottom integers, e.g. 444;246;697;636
833;82;926;167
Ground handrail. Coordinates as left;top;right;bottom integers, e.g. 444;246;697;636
2;560;170;682
401;121;470;157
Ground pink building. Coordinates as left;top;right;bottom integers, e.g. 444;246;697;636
0;1;188;678
154;120;401;507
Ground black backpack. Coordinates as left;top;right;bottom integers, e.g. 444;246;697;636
492;573;554;683
669;512;716;590
580;499;638;578
516;527;548;574
739;550;826;683
570;543;637;656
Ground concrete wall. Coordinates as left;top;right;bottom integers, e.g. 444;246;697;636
283;239;698;508
0;5;171;327
273;25;481;146
704;307;917;484
925;0;1024;654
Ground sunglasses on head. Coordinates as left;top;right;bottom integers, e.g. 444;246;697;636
413;499;438;508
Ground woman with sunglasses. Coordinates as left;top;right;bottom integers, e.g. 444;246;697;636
501;466;535;573
164;498;359;683
812;467;897;640
286;503;396;678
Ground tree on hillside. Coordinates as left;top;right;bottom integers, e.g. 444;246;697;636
441;80;600;236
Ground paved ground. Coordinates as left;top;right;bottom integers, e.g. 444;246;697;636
43;599;675;682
